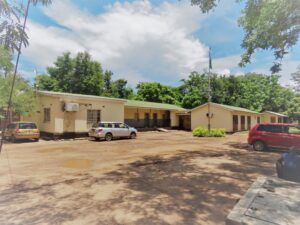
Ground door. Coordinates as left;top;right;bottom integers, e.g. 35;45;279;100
153;113;158;127
257;117;261;124
145;113;150;127
233;115;238;132
258;125;287;148
241;116;245;131
247;116;251;130
270;117;276;123
114;123;130;137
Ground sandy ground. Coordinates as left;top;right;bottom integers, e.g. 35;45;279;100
0;131;282;225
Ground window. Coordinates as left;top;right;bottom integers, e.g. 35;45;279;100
99;123;112;128
270;117;276;123
257;117;261;124
19;123;37;129
288;126;300;135
115;123;126;128
257;125;283;133
87;110;101;127
44;108;50;123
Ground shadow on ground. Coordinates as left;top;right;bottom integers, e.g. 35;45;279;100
0;147;280;225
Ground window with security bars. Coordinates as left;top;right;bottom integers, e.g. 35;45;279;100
44;108;51;123
87;110;101;128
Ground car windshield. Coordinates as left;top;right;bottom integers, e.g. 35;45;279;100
19;123;37;129
288;126;300;134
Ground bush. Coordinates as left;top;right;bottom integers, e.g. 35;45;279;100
192;127;225;137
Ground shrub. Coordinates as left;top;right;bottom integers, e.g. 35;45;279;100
192;127;225;137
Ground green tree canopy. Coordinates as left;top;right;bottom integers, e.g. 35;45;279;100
0;75;36;116
189;0;300;73
292;66;300;92
42;52;104;96
136;82;180;105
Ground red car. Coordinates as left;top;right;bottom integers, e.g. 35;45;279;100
248;123;300;151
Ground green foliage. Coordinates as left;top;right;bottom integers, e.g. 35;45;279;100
0;75;36;116
43;52;104;96
287;96;300;122
0;45;13;75
136;82;180;104
0;0;51;53
193;127;225;137
179;71;294;113
292;66;300;92
35;74;58;91
188;0;300;73
239;0;300;73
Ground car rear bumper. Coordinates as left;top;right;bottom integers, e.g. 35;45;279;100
15;134;40;139
88;132;105;138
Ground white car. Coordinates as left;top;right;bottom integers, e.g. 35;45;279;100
88;122;137;141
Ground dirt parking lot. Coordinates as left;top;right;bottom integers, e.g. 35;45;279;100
0;131;282;225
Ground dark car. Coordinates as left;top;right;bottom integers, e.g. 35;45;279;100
248;123;300;151
276;149;300;183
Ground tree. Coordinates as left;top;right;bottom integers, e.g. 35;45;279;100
35;74;58;91
291;66;300;92
189;0;300;73
287;95;300;123
0;74;36;116
0;0;52;53
111;79;134;99
103;70;113;96
136;82;180;105
45;52;104;96
0;45;13;76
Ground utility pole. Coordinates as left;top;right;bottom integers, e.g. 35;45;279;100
207;48;212;132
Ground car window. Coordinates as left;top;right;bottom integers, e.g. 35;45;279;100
257;125;283;133
288;126;300;135
100;123;112;128
19;123;37;129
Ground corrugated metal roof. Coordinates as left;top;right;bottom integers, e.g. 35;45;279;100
192;102;260;114
263;111;288;117
37;91;127;102
125;100;186;111
37;91;186;111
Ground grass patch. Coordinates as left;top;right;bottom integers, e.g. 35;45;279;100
193;127;225;137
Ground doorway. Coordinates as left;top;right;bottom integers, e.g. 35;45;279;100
145;113;150;127
233;115;238;132
153;113;158;127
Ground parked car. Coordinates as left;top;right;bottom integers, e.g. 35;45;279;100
248;123;300;151
276;149;300;183
4;122;40;142
88;122;137;141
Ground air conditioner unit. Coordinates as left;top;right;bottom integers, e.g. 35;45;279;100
64;103;79;112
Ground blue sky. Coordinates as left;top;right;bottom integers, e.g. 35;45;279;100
20;0;300;88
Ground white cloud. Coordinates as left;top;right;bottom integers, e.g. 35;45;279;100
23;0;210;85
211;55;241;75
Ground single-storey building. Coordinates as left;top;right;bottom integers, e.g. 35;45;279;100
261;111;288;123
23;91;186;138
191;102;261;132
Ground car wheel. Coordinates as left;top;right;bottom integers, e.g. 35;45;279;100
34;138;39;142
253;140;265;151
94;137;100;141
105;133;113;141
130;132;137;139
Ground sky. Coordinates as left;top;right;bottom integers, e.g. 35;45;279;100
19;0;300;88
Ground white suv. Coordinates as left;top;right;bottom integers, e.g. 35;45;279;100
88;122;137;141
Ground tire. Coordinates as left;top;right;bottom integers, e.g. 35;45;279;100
130;132;137;139
253;140;265;151
105;133;113;142
34;138;39;142
94;137;100;141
